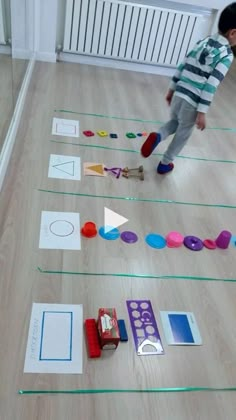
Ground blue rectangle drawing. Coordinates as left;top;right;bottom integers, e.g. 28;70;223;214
39;311;73;361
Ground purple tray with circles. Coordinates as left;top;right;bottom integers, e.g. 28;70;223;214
126;300;164;355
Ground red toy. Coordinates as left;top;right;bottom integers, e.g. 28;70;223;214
81;221;97;238
85;319;101;358
97;308;120;349
83;130;95;137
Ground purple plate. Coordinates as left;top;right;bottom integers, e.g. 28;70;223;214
121;231;138;244
184;235;203;251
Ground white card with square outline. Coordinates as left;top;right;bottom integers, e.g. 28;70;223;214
52;118;79;137
48;154;81;180
39;211;81;250
24;303;83;373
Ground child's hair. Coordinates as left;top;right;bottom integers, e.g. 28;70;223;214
218;3;236;34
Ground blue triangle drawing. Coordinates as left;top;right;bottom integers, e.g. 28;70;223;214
52;161;75;176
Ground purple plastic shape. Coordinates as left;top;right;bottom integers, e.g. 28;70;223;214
120;231;138;243
215;230;232;249
126;300;164;355
184;236;203;251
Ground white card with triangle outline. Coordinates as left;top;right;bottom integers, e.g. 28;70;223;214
83;162;107;177
48;154;81;180
52;118;79;137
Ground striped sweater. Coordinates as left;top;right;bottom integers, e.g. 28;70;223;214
170;33;234;113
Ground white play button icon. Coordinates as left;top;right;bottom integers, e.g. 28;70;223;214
104;207;128;233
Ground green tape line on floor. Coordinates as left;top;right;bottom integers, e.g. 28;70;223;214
37;267;236;283
54;109;236;132
54;109;163;124
50;140;236;165
18;386;236;395
38;188;236;210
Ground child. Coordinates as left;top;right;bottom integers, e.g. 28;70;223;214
141;2;236;174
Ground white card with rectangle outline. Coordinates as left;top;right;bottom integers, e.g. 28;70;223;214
24;303;83;373
52;118;79;137
48;154;81;180
160;311;202;345
39;211;81;250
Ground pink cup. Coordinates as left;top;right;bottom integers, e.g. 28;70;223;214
166;231;184;248
215;230;232;249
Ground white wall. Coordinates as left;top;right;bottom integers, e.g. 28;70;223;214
165;0;231;10
35;0;58;61
164;0;231;34
123;0;210;13
11;0;34;58
10;0;58;62
168;0;231;34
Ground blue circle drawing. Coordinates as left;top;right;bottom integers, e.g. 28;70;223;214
99;226;120;240
145;233;166;249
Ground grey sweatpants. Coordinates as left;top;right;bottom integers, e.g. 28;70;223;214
159;95;198;164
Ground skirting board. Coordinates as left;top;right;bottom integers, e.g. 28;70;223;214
36;51;57;62
12;50;56;63
59;52;175;77
12;48;34;60
0;57;35;192
0;45;11;55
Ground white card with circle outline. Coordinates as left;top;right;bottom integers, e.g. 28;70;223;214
39;211;81;250
52;118;79;137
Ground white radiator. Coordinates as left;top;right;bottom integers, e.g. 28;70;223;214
63;0;208;67
0;0;6;45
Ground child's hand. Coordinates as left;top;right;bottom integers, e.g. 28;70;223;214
165;90;174;106
196;112;206;130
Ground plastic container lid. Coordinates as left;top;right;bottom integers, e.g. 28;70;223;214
184;236;203;251
145;233;166;249
230;235;236;247
203;239;216;249
120;231;138;244
99;226;120;240
166;231;184;248
215;230;232;249
81;221;97;238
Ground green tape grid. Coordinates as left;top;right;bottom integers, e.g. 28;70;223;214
54;109;236;132
51;140;236;165
37;267;236;283
18;386;236;394
38;188;236;210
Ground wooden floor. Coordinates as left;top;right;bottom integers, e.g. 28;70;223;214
1;60;236;419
